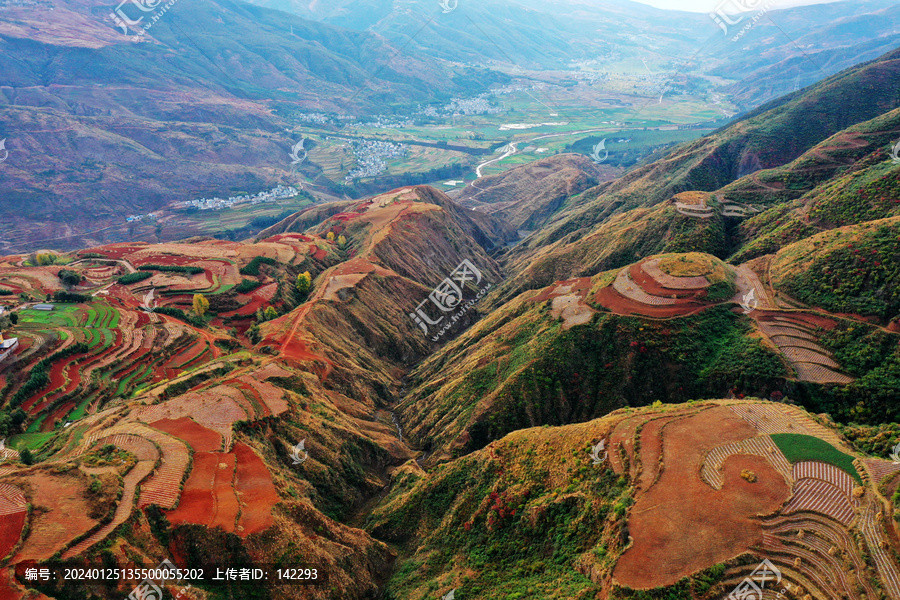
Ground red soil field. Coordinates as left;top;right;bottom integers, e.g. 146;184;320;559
151;418;222;452
167;452;239;532
281;338;332;380
628;263;706;300
80;243;149;260
0;512;26;559
233;443;278;536
167;339;207;370
614;407;790;588
593;286;706;319
13;474;98;562
636;417;673;491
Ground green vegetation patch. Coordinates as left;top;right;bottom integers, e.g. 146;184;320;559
239;256;277;276
117;271;153;285
770;433;861;484
235;279;262;294
138;264;204;275
774;220;900;320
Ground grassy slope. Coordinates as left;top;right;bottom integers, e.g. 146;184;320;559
398;269;786;462
770;216;900;321
492;47;900;304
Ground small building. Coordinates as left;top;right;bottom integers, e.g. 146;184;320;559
0;336;19;363
33;304;54;311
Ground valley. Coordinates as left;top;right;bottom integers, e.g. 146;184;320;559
1;0;900;599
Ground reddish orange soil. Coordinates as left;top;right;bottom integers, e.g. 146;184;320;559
593;286;706;319
233;443;278;536
151;418;222;452
628;263;706;300
636;417;672;490
614;407;790;588
13;474;98;562
167;452;239;532
0;512;26;558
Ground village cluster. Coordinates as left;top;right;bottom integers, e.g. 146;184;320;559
171;185;299;212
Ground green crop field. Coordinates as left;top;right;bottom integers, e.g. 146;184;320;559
19;305;82;327
770;433;862;484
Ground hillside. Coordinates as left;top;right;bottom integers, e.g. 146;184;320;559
371;400;900;600
484;45;900;307
455;154;610;231
0;0;493;252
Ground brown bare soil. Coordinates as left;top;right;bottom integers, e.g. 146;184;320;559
13;473;98;562
614;407;790;588
233;443;278;536
167;452;239;533
151;418;223;452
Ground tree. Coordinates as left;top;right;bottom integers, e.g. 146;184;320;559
264;306;278;321
338;235;347;247
192;294;210;317
255;307;265;323
9;313;17;325
296;272;312;297
58;269;82;287
247;323;262;344
20;448;34;465
326;232;335;242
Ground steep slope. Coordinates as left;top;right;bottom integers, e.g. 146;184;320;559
488;46;900;305
456;154;609;231
241;0;711;69
770;216;900;322
372;400;900;600
0;0;489;251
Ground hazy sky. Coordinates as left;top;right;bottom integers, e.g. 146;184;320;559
632;0;841;12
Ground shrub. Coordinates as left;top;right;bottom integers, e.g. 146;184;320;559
235;279;262;294
137;264;204;275
54;291;89;303
240;256;277;276
57;269;82;286
117;271;153;285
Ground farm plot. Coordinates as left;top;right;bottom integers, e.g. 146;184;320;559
614;406;790;588
0;484;27;559
81;424;190;510
233;443;278;536
756;314;853;384
150;418;222;452
167;452;239;532
12;473;98;562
